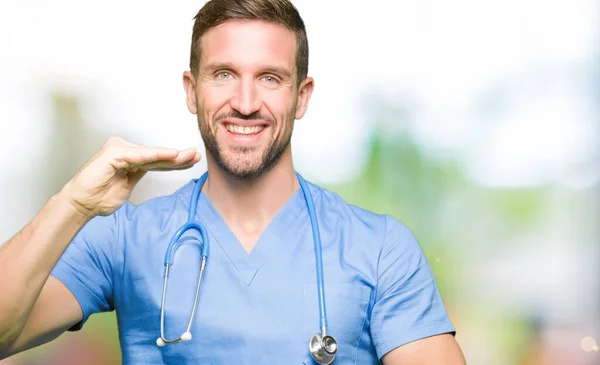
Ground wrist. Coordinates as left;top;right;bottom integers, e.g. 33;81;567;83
54;183;96;223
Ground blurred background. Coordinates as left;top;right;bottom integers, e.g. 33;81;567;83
0;0;598;364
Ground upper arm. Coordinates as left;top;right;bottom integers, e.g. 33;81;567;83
1;276;82;358
370;216;457;360
48;212;121;329
381;333;466;365
3;211;122;359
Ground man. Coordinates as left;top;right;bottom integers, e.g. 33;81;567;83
0;0;466;364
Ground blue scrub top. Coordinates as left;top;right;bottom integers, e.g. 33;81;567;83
51;178;455;364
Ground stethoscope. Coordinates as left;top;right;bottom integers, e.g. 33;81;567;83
155;172;338;364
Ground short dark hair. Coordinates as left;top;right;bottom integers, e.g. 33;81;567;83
190;0;309;85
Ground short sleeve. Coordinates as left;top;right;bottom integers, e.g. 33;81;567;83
370;216;456;360
50;210;120;330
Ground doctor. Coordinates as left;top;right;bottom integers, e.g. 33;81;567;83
0;0;466;364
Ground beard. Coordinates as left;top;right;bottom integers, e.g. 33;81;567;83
198;108;295;182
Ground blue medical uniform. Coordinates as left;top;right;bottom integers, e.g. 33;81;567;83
51;178;455;364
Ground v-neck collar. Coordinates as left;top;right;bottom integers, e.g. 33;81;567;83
192;183;306;286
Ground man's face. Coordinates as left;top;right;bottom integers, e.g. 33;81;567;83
184;20;313;180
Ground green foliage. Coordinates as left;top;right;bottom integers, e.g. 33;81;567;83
327;135;467;295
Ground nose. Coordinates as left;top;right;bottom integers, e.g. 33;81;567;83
229;77;262;116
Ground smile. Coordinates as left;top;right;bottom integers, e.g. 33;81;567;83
225;124;265;135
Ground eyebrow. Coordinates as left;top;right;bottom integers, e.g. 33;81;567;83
203;62;293;80
260;66;293;79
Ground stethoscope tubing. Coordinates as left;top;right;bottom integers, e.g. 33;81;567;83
157;172;335;362
159;174;209;345
296;173;329;333
164;173;209;265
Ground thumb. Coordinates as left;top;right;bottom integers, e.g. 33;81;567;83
128;169;148;189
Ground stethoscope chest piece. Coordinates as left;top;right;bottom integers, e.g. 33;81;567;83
309;333;338;364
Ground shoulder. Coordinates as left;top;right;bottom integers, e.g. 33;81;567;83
306;182;425;292
309;183;414;240
307;181;414;248
307;182;381;222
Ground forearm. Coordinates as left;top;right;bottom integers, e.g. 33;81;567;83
0;187;91;346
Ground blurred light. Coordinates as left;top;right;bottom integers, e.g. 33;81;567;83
559;164;600;190
581;336;597;352
464;92;599;188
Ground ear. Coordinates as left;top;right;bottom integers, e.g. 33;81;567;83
294;76;314;120
183;71;198;115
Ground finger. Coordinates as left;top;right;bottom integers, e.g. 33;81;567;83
145;153;201;171
126;157;196;186
145;147;198;165
151;163;198;172
167;148;198;164
139;159;199;172
112;146;191;169
135;151;201;171
151;159;200;171
131;146;198;167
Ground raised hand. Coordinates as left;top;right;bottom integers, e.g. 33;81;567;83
62;137;201;218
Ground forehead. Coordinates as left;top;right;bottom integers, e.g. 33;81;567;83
199;20;297;72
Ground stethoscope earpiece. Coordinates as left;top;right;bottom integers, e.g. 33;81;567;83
181;331;192;341
309;333;338;364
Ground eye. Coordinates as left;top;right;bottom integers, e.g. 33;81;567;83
216;71;232;80
262;75;279;84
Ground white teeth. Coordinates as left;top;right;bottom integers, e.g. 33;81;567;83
225;124;264;135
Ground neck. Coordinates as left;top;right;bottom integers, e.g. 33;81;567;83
202;148;299;235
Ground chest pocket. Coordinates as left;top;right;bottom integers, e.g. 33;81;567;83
302;282;372;364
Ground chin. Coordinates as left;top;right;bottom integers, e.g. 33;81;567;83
222;165;265;181
219;155;266;179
